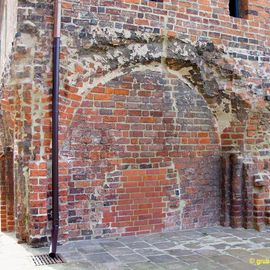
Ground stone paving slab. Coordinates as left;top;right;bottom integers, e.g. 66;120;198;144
135;248;164;256
116;254;148;264
105;247;135;256
147;254;179;264
84;252;117;263
128;261;163;270
1;226;270;269
125;241;152;249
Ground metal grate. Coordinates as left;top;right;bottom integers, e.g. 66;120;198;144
31;254;65;266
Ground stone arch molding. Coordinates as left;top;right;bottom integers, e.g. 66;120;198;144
59;27;250;147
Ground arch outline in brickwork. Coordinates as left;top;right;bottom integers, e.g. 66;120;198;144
59;32;252;149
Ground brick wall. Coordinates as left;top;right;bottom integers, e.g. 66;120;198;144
61;70;220;239
1;0;270;244
0;149;14;232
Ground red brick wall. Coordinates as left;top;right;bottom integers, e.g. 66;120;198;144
61;70;221;239
0;149;14;232
1;0;270;244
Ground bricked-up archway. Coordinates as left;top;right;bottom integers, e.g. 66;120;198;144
3;26;256;243
1;0;270;246
2;25;262;244
2;0;270;245
61;67;221;239
55;30;256;240
58;28;250;147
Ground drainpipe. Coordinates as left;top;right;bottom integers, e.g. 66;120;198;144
49;0;61;258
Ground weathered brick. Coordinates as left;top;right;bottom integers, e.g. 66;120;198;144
1;0;270;245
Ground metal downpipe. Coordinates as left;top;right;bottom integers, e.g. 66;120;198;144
49;0;61;258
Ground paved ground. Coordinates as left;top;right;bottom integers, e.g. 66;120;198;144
1;227;270;269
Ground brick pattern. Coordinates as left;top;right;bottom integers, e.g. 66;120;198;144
103;168;168;236
61;70;221;239
0;0;270;244
0;149;14;232
252;158;270;231
221;154;270;232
